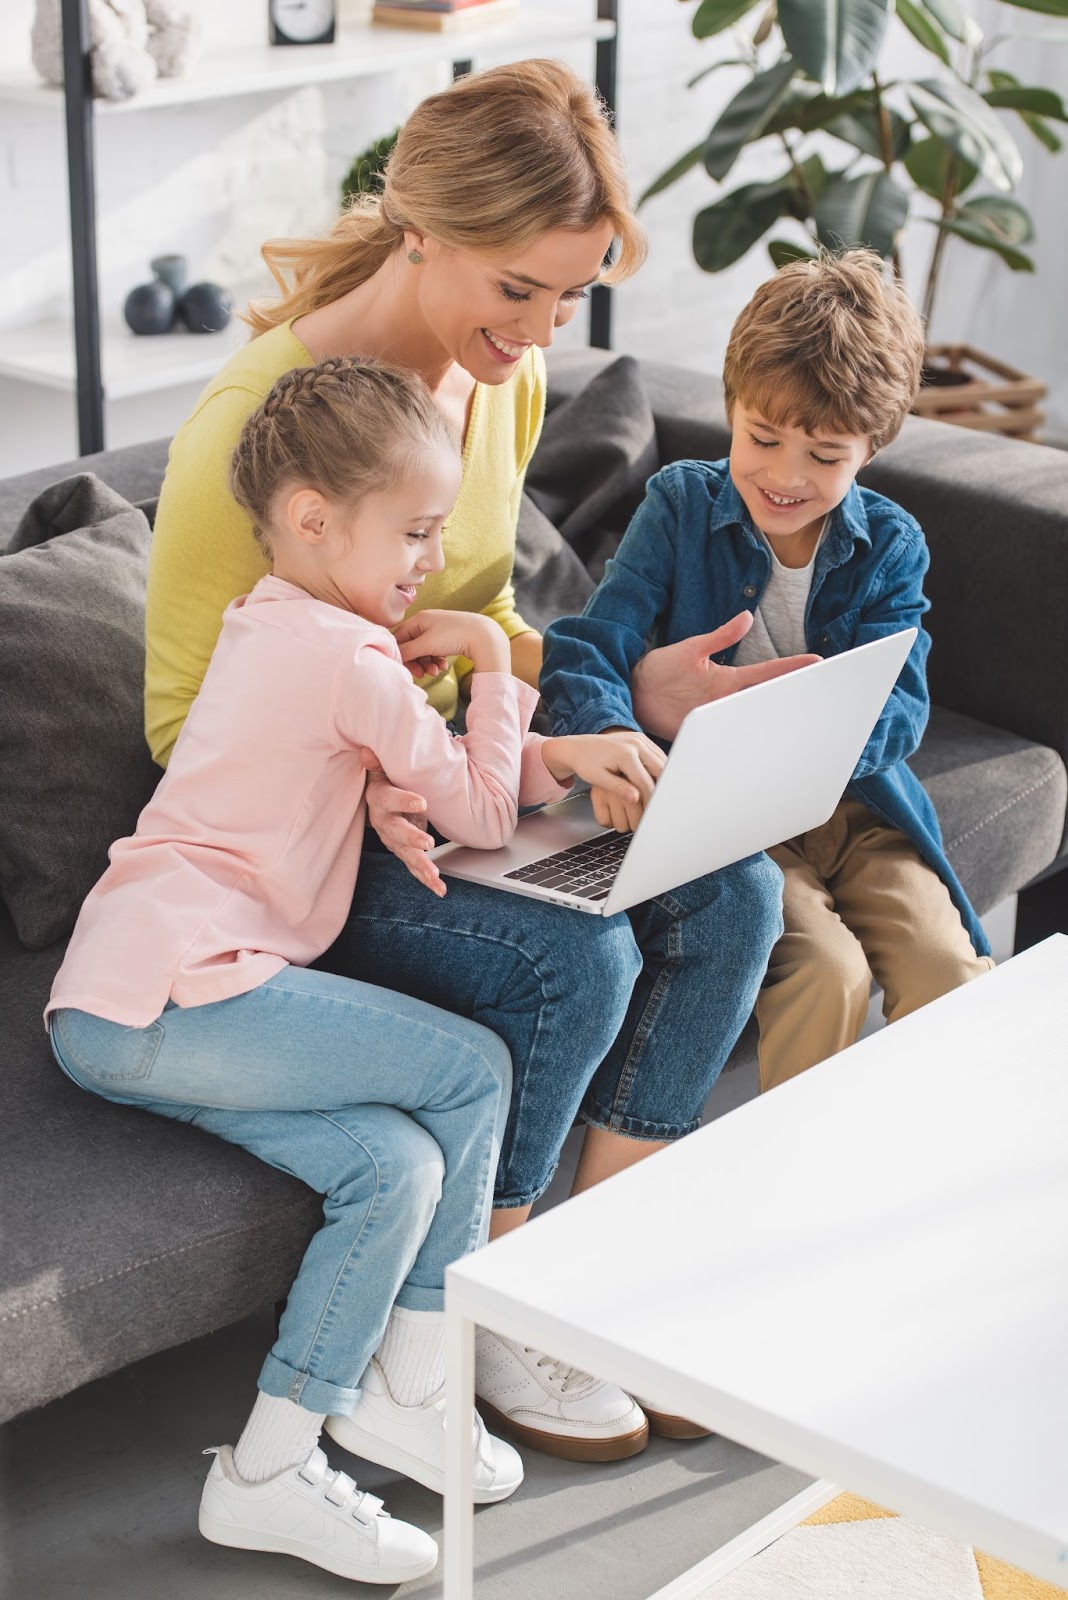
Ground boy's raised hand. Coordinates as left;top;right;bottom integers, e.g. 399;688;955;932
542;730;666;835
631;611;820;741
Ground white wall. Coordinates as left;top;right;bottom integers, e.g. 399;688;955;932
1;0;1065;476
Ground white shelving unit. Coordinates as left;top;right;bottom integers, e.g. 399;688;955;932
0;5;616;434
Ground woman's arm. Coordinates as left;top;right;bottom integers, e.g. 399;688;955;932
145;387;268;766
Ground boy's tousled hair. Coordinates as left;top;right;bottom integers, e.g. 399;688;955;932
723;248;925;452
230;357;458;555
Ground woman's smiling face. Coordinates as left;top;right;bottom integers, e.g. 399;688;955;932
409;221;616;384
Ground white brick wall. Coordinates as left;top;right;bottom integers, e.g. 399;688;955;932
0;0;1064;475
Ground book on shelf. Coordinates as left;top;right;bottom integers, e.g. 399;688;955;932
371;0;501;9
371;0;520;28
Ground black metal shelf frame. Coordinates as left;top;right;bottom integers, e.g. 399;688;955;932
59;1;618;454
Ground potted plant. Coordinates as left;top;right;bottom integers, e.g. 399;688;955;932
644;0;1068;439
340;128;400;209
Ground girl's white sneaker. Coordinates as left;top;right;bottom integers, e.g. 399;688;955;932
198;1442;438;1584
325;1357;524;1503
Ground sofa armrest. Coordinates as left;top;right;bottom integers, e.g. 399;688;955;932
860;417;1068;779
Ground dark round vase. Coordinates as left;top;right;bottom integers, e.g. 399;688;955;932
178;282;233;334
123;280;177;336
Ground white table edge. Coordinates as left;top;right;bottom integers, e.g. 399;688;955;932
444;1271;1068;1596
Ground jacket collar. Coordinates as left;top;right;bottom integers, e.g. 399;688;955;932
707;470;872;563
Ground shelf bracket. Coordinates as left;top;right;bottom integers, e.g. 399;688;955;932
61;0;105;454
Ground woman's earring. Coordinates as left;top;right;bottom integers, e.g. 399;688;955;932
407;249;424;265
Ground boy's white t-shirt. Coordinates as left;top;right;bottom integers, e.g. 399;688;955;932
732;520;827;667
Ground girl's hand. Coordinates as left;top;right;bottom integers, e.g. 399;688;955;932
394;610;510;679
360;750;446;898
541;730;666;834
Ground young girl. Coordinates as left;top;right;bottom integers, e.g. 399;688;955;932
45;357;662;1584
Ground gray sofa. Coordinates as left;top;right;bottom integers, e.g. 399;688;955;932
2;348;1066;1426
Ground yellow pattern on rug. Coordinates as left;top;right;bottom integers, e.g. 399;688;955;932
803;1494;1068;1598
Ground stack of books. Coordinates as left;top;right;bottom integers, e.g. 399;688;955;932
371;0;520;30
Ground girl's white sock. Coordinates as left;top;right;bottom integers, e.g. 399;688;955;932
375;1306;447;1407
232;1390;325;1484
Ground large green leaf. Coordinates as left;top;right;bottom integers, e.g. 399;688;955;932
639;142;706;206
986;68;1064;152
687;57;750;89
767;237;819;267
983;86;1068;121
692;0;762;38
934;216;1036;269
908;77;1023;190
955;194;1034;245
903;134;979;198
765;86;867;136
897;0;952;64
994;0;1068;15
704;57;799;181
692;175;793;270
814;169;910;255
918;0;969;41
777;0;892;96
826;102;911;159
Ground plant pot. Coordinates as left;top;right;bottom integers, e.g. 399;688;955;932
913;344;1046;442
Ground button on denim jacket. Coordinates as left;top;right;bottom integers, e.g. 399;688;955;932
542;459;988;957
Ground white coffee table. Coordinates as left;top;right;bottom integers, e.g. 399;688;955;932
444;934;1068;1598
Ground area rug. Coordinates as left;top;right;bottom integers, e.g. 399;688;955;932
704;1492;1068;1599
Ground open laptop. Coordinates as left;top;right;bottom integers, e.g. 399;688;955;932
430;629;917;917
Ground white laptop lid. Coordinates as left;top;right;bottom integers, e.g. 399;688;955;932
601;629;916;915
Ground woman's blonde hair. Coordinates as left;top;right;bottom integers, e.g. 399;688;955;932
723;248;926;451
230;357;457;555
246;58;646;335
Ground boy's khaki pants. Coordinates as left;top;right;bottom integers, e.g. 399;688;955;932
757;798;995;1093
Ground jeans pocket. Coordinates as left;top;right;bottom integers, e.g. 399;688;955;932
50;1008;164;1090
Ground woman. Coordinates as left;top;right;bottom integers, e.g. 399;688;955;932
146;59;783;1463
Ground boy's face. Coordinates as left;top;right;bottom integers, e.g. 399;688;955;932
729;402;872;557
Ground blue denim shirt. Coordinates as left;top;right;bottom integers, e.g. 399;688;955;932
542;459;988;956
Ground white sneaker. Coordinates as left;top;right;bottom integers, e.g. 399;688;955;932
474;1329;649;1462
325;1357;524;1504
198;1443;437;1584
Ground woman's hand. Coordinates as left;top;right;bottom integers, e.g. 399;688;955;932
631;612;821;740
360;749;446;898
394;610;511;679
542;729;666;835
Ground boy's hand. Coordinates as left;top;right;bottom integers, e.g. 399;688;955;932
631;612;821;740
542;730;666;834
360;750;446;898
395;609;510;679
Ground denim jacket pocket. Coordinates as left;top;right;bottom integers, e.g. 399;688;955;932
813;610;860;656
50;1008;164;1089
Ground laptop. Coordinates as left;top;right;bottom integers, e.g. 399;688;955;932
430;629;917;917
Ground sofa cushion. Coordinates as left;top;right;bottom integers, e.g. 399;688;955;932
0;475;162;949
0;439;171;554
0;905;321;1423
915;706;1066;915
513;493;595;636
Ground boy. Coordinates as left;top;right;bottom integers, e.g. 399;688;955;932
541;249;993;1091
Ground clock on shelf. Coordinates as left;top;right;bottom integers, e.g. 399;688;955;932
269;0;337;45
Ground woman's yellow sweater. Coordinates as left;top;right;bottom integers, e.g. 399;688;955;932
144;322;545;766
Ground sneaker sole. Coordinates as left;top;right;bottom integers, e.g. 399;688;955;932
199;1507;437;1583
475;1398;649;1463
643;1408;715;1441
322;1416;523;1504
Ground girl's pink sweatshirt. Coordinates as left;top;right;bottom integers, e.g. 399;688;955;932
47;576;569;1028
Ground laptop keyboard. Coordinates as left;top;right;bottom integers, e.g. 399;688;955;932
503;830;630;903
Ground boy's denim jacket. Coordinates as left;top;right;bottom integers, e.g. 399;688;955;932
541;459;988;957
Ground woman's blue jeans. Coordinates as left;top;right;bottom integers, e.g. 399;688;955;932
319;848;784;1206
49;965;511;1417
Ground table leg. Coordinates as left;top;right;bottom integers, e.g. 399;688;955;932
444;1299;476;1600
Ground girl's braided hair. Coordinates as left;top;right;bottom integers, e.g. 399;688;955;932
230;356;458;555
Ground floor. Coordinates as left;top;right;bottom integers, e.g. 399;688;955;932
0;901;1019;1599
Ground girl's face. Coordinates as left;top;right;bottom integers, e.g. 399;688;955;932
410;221;617;384
279;446;461;624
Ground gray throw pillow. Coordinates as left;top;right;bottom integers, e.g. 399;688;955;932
513;494;595;635
0;476;161;950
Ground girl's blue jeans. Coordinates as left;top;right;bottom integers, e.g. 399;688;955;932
319;847;784;1205
49;964;511;1418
